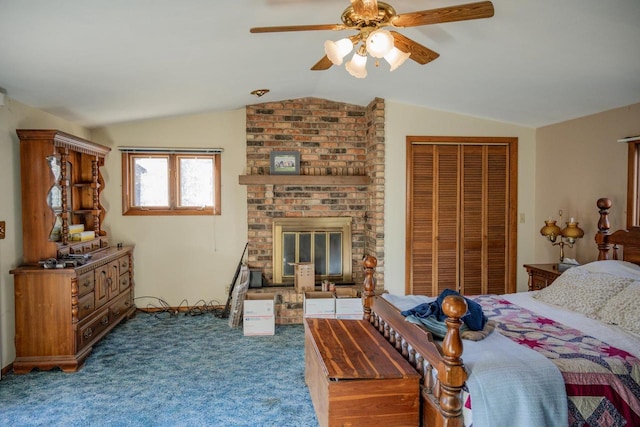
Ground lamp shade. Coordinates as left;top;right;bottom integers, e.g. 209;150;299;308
366;29;394;58
324;38;353;66
345;51;368;78
561;221;584;243
384;47;411;71
540;220;562;242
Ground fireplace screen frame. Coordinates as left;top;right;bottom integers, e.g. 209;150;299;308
272;217;352;285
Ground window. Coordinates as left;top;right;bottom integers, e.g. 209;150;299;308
121;148;221;216
627;139;640;228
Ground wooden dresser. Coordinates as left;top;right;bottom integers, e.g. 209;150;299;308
304;318;420;427
10;129;135;373
11;247;134;373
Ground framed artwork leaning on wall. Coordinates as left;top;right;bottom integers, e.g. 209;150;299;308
270;151;300;175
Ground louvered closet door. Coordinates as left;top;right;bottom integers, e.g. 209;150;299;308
406;137;517;296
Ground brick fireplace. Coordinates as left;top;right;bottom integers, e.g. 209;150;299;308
241;97;385;323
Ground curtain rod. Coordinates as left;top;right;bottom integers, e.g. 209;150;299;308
617;136;640;143
118;146;224;153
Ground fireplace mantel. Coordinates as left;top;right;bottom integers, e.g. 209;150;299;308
238;175;371;186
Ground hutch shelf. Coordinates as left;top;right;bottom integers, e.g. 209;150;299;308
11;129;136;373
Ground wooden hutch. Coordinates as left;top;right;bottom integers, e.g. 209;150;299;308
11;129;135;373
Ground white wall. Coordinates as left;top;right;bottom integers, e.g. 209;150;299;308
383;102;537;295
535;103;640;264
2;96;637;372
0;96;89;371
91;109;248;310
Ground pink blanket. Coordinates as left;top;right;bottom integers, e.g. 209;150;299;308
473;295;640;427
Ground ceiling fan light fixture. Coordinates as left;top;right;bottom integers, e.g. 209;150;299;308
324;38;353;66
365;29;394;58
345;50;368;78
384;47;411;71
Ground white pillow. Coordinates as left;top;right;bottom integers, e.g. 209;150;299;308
578;260;640;280
533;267;633;317
596;282;640;334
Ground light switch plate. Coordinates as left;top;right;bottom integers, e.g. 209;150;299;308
0;221;5;239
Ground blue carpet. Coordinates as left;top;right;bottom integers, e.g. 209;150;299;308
0;312;318;426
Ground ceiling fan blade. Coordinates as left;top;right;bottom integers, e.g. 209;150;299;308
311;55;334;71
390;31;439;65
250;24;345;33
350;0;379;21
392;1;494;28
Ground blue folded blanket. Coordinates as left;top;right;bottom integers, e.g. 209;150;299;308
401;288;488;331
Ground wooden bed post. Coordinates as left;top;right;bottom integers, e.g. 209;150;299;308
362;255;377;321
439;295;468;422
595;197;616;260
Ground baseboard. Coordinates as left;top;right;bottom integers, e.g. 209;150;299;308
136;306;224;315
2;362;13;377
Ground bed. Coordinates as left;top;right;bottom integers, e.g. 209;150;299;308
360;198;640;427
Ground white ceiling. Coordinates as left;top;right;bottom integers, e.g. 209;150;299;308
1;0;639;128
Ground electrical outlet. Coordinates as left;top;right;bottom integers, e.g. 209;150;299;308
0;221;5;239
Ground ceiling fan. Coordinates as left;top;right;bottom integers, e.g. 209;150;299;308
250;0;495;78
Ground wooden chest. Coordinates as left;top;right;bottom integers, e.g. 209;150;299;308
304;318;420;427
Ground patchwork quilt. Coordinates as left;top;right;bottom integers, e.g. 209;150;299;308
472;295;640;427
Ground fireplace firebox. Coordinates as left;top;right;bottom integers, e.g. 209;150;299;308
272;217;353;285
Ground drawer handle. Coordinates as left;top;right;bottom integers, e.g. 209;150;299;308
101;315;109;325
83;327;93;338
83;281;91;288
122;262;128;268
84;303;91;309
106;278;113;286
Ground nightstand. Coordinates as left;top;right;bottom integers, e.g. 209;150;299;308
523;263;562;291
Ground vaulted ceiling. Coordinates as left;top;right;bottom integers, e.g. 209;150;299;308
1;0;638;128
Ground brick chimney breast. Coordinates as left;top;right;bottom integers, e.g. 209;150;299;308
245;97;385;290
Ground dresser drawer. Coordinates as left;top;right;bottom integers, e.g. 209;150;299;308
119;273;130;293
90;240;102;251
110;291;133;320
69;241;93;254
77;271;95;297
77;308;111;349
78;292;95;320
118;256;130;274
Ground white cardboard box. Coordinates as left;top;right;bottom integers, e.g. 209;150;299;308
244;292;276;316
335;298;363;319
335;288;363;319
243;293;276;336
243;315;275;336
304;291;335;318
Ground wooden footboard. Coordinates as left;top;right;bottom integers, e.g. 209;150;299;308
362;255;468;427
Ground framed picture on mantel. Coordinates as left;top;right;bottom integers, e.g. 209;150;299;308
270;151;300;175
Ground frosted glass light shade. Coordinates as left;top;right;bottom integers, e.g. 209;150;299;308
324;38;353;66
366;29;394;58
384;47;411;71
345;52;368;78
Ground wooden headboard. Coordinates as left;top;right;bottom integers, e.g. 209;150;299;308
595;197;640;264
